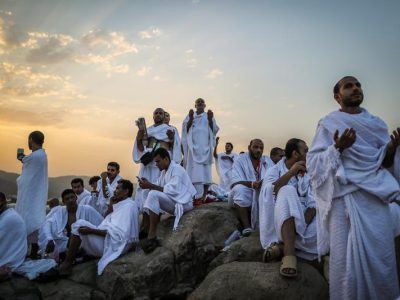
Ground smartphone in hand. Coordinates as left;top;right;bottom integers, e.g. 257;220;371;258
17;148;25;160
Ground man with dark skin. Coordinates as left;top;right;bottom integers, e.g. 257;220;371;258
213;137;238;192
230;139;272;236
96;162;122;216
307;76;400;299
71;178;91;205
182;98;219;203
269;147;285;164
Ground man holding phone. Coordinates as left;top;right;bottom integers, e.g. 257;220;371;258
15;131;48;259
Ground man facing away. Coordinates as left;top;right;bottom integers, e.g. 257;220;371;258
213;137;238;193
59;180;139;276
182;98;219;202
16;130;48;259
259;138;317;277
307;76;400;300
229;139;273;236
95;162;122;216
38;189;103;261
71;178;91;206
139;148;196;253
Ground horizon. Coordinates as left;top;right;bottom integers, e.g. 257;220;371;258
1;0;399;183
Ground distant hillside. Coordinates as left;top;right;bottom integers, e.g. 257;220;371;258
0;170;91;201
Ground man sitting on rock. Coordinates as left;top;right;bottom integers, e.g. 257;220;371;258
259;138;318;277
139;147;196;253
229;139;273;236
38;189;104;260
269;147;285;164
59;179;139;275
71;178;92;206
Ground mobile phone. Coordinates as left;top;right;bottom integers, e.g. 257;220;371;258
17;148;24;160
136;176;142;182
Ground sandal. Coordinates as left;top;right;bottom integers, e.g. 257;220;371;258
262;243;281;263
280;255;297;277
242;228;253;237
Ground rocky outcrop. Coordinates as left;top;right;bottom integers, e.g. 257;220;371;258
0;202;329;299
189;261;329;300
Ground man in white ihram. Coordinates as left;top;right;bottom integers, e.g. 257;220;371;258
307;76;400;300
182;98;219;203
16;130;48;259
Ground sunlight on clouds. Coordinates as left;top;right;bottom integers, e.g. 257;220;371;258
136;66;151;76
139;27;162;39
206;68;223;79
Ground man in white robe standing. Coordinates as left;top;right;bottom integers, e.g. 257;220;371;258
133;108;181;237
95;162;122;216
38;189;103;260
182;98;219;203
59;179;139;276
139;148;196;253
307;76;400;300
259;138;317;277
16;130;48;259
213;137;238;193
229;139;273;236
71;178;91;206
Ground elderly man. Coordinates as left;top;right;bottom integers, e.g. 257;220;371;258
182;98;219;203
59;179;139;276
229;139;273;236
16;130;48;259
139;148;196;253
38;189;103;260
307;76;400;299
259;138;317;277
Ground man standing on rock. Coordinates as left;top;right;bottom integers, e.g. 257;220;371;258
182;98;219;203
16;130;48;259
259;138;317;277
307;76;400;299
139;148;196;253
229;139;273;236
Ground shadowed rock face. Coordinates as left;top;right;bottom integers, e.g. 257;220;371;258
0;202;329;299
189;261;329;300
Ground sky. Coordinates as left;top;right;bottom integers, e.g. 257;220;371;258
0;0;399;183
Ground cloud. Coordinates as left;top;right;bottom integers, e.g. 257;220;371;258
185;49;197;68
0;16;28;53
0;62;85;99
0;105;64;126
136;66;151;77
206;68;223;79
139;27;162;39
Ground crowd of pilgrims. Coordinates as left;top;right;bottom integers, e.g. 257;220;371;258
1;76;400;300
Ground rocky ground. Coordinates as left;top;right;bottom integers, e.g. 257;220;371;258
0;202;328;300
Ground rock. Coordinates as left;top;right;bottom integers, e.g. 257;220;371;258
69;260;98;287
0;276;41;300
209;231;263;272
37;279;96;300
189;261;329;300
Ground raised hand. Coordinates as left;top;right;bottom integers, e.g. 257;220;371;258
289;161;306;177
334;128;356;153
189;109;194;120
207;109;214;121
390;127;400;149
216;136;220;144
100;172;108;180
167;129;175;140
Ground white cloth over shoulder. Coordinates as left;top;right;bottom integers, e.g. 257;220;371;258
156;161;196;229
259;158;317;260
229;153;273;228
96;175;122;216
77;189;92;206
38;205;103;255
133;124;181;210
0;208;27;270
16;149;48;235
182;112;219;187
72;198;139;275
307;108;400;300
215;152;238;191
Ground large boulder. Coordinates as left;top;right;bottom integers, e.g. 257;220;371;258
189;261;329;300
